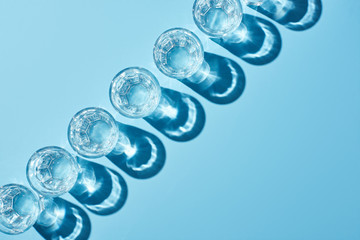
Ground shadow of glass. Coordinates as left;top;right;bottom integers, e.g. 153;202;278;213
211;14;281;65
144;87;206;142
69;158;128;216
181;52;246;104
248;0;322;31
106;122;166;179
34;197;91;240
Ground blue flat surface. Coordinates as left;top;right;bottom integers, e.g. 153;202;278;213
0;0;359;239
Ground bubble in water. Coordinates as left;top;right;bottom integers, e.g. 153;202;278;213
110;67;161;118
68;107;120;158
0;184;41;235
27;146;79;196
193;0;243;37
153;28;204;79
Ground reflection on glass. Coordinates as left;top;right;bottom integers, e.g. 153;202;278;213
68;108;120;159
25;142;128;216
110;67;161;119
243;0;264;7
0;184;91;239
153;28;205;80
193;0;243;37
154;27;245;105
27;146;80;196
69;107;166;178
0;184;41;235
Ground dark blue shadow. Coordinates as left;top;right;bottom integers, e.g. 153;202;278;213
144;87;206;142
69;158;128;216
211;14;281;65
181;52;246;104
34;197;91;240
248;0;322;31
106;122;166;179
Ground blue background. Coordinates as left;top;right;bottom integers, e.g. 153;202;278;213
0;0;359;239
